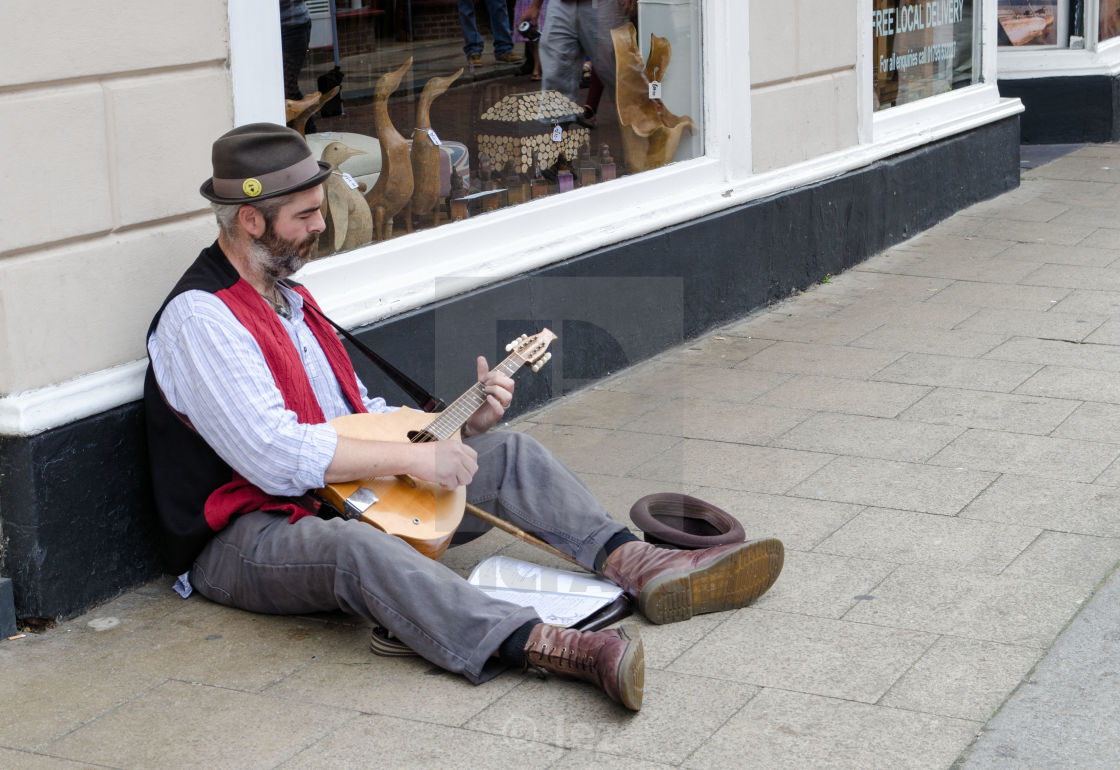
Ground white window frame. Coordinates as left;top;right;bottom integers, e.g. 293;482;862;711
998;1;1120;79
870;0;1020;150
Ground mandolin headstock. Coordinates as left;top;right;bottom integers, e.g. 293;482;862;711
506;328;557;373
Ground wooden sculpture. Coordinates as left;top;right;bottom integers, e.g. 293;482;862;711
285;86;341;137
407;68;463;231
316;141;374;258
364;58;415;240
611;23;695;173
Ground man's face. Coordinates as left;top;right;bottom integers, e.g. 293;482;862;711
249;185;325;281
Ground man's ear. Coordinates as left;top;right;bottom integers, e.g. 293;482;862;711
237;204;266;239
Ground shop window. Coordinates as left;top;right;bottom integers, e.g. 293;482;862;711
873;0;980;110
278;0;703;259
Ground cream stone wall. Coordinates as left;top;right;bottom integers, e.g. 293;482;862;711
749;0;860;173
0;2;235;395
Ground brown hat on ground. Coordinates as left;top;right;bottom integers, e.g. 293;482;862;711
200;122;331;204
629;493;746;550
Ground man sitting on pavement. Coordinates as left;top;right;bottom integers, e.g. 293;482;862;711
144;123;784;711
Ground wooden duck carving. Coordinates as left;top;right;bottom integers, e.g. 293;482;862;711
286;86;341;137
364;57;415;240
407;68;463;231
316;141;374;258
611;23;695;173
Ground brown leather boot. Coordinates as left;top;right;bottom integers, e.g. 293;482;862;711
602;539;784;624
524;623;645;711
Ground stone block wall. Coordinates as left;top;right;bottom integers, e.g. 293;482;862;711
749;0;860;172
0;2;235;394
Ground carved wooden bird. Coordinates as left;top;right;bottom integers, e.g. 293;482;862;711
364;58;415;241
407;68;463;231
316;141;374;257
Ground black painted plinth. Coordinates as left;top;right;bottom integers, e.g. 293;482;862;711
999;75;1120;144
0;578;16;637
0;115;1020;621
0;405;162;621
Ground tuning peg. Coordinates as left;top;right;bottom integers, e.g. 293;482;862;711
531;352;552;372
505;341;513;351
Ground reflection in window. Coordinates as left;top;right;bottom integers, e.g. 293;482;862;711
1103;0;1120;41
873;0;978;110
277;0;703;258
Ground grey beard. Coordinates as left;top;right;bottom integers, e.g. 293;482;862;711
247;236;307;282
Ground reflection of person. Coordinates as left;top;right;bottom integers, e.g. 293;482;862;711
459;0;523;65
521;0;634;105
145;123;784;711
279;0;312;100
514;0;549;80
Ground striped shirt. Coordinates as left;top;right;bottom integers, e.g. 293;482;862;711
147;282;392;498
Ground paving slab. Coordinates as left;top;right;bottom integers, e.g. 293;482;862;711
993;241;1120;267
771;411;964;462
1023;262;1120;292
1000;530;1120;588
873;352;1040;392
898;387;1080;435
986;335;1120;371
626;438;834;494
879;636;1043;722
685;689;980;770
45;680;349;770
669;609;935;704
928;281;1071;310
842;564;1087;647
959;565;1120;769
849;325;1007;357
871;253;1042;284
738;340;903;379
748;549;897;620
621;398;813;445
827;297;978;330
602;358;792;403
790;455;996;515
814;508;1039;575
928;428;1120;483
1015;364;1120;403
280;713;565;768
1053;401;1120;443
961;473;1120;537
1049;286;1120;314
753;373;930;417
952;306;1106;341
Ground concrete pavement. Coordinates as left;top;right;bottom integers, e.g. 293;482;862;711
7;143;1120;768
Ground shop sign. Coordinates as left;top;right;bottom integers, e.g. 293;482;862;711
873;0;976;110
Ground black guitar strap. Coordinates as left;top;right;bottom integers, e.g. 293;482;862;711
287;280;446;414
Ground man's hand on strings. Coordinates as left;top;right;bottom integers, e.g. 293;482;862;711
409;440;479;489
463;356;515;437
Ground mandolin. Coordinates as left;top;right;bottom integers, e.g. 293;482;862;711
316;329;557;559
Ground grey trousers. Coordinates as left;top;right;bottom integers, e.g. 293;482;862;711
540;0;630;104
190;430;628;683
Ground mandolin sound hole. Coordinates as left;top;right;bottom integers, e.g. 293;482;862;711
408;429;438;443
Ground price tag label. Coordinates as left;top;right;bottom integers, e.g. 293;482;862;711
648;80;662;99
427;128;442;146
341;172;359;190
552;124;563;142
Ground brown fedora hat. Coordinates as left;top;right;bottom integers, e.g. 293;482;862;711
200;122;331;204
629;493;746;550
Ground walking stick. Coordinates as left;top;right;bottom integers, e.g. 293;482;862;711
465;503;589;572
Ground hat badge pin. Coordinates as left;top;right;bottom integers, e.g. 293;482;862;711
242;178;263;197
